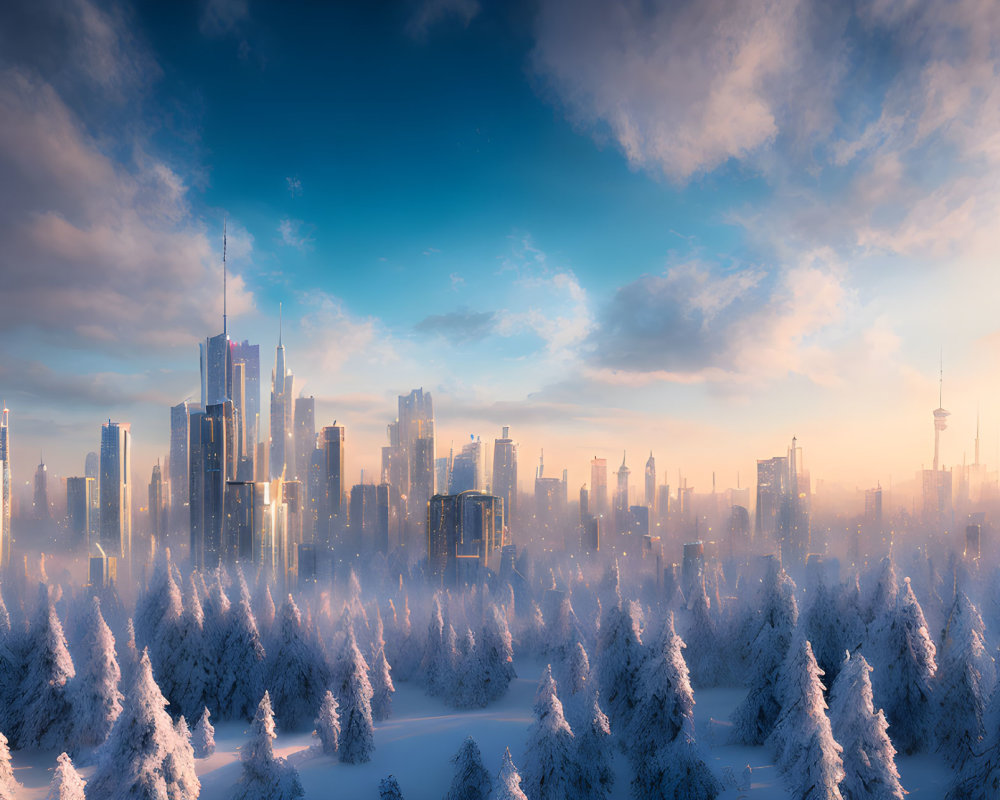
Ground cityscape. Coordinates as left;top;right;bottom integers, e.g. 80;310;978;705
2;1;1000;800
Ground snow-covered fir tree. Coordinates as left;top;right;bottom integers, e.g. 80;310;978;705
829;652;904;800
314;689;341;756
730;559;798;745
0;732;18;800
134;552;184;705
768;640;843;800
565;641;591;698
421;594;450;696
370;646;395;721
221;587;267;723
18;587;76;749
335;626;375;764
802;575;849;687
653;734;721;800
936;591;994;768
267;595;327;730
869;577;937;754
493;748;528;800
231;692;303;800
571;692;614;800
453;628;487;708
379;775;405;800
864;557;898;627
192;707;216;758
949;659;1000;800
166;715;200;800
88;649;200;800
595;599;644;738
480;604;516;702
682;579;726;688
521;666;576;800
45;751;85;800
445;737;492;800
174;575;211;720
72;595;122;749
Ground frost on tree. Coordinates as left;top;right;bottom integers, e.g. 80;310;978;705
949;662;1000;800
72;595;122;749
371;646;395;721
46;751;85;800
829;652;904;800
0;732;19;800
802;575;849;687
863;557;898;627
445;737;492;800
869;577;936;755
192;707;216;758
935;591;994;768
768;640;843;800
335;625;375;764
88;649;200;800
480;604;516;702
654;734;721;800
221;589;268;723
379;775;404;800
421;594;450;696
314;690;341;756
18;587;76;749
571;692;614;800
267;595;328;730
174;575;212;721
595;599;644;738
682;579;725;688
730;559;798;745
134;550;184;705
231;692;303;800
493;748;529;800
521;666;576;800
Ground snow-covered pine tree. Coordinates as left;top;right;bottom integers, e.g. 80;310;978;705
730;559;798;745
802;575;849;687
220;587;267;723
0;732;18;800
570;691;613;800
565;641;590;698
192;707;216;758
379;775;404;800
370;646;395;721
480;604;516;703
829;652;904;800
767;640;843;800
445;737;492;800
174;574;211;720
936;592;994;768
266;595;328;730
869;577;937;754
683;579;725;688
949;659;1000;800
120;618;140;689
134;551;184;705
864;557;898;627
18;587;76;749
314;689;340;756
453;628;487;709
72;595;122;749
45;751;85;800
421;594;447;695
231;692;303;800
595;599;644;738
492;748;528;800
335;625;375;764
88;649;200;800
165;715;200;800
652;733;721;800
521;666;576;800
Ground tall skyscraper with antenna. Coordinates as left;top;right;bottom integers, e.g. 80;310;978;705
645;451;656;510
270;305;295;479
201;220;234;408
932;359;949;472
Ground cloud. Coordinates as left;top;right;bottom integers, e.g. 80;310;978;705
277;218;315;252
286;175;302;196
405;0;480;41
199;0;249;37
415;311;496;340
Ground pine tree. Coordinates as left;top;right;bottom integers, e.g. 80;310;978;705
445;737;492;800
135;552;184;705
492;748;528;800
653;734;721;800
521;666;576;800
192;707;216;758
88;649;200;800
767;641;843;800
802;577;849;687
0;732;19;800
869;577;937;754
379;775;404;800
314;690;340;756
166;716;200;800
683;579;725;688
949;665;1000;799
371;646;395;721
335;626;375;764
266;596;327;730
175;575;211;721
220;589;267;723
571;692;613;800
72;595;122;749
864;557;898;627
829;652;904;800
595;600;644;738
45;751;85;800
19;587;76;749
453;628;488;709
480;604;516;702
231;692;303;800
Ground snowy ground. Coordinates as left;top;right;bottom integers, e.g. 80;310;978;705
10;656;954;799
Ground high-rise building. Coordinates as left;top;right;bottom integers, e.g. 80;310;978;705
201;331;233;411
33;458;49;520
492;426;517;534
755;437;811;560
614;453;630;535
66;476;92;549
449;439;484;494
384;389;435;544
269;322;295;480
645;452;656;510
85;451;99;479
189;401;236;569
320;425;345;549
84;450;99;543
755;455;788;547
99;421;132;564
294;396;316;482
0;406;10;568
427;490;504;585
231;339;261;475
148;461;165;552
349;483;378;555
590;457;608;520
169;401;191;537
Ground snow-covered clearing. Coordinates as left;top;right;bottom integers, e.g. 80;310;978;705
9;657;953;799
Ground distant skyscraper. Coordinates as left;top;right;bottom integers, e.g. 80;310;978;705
85;451;99;479
148;462;165;552
169;401;191;537
320;424;345;549
590;457;608;519
492;426;517;534
349;483;377;555
189;401;236;569
231;339;261;475
449;439;484;494
201;331;233;409
66;476;92;549
33;458;49;520
0;406;10;567
614;453;630;535
427;491;503;585
755;437;811;560
84;450;100;543
99;421;132;564
645;452;656;509
294;396;316;482
269;317;295;479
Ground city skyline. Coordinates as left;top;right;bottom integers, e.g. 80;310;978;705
3;0;1000;493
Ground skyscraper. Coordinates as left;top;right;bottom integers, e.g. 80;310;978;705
33;458;49;520
492;426;517;533
614;452;630;535
427;490;503;585
0;406;10;567
294;396;316;482
169;401;191;537
148;461;165;553
66;476;92;549
755;437;811;560
269;317;295;480
231;339;261;475
590;457;608;520
449;439;484;494
320;424;345;549
99;421;132;564
645;452;656;509
189;401;236;569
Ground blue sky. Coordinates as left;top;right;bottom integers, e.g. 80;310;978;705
2;0;1000;501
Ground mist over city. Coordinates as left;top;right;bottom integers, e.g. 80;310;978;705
1;1;999;799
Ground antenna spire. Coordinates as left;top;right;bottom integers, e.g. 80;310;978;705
223;216;228;337
278;302;283;347
939;348;943;408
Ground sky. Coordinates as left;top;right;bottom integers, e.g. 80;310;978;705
2;0;1000;501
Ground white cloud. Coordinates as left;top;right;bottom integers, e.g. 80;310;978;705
405;0;480;41
278;218;315;252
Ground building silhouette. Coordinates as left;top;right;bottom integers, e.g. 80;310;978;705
427;490;504;585
99;420;132;565
492;426;517;536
